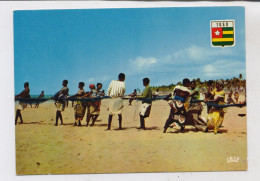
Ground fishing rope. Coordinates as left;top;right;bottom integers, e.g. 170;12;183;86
15;95;246;108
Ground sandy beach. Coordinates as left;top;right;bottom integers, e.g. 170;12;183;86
15;94;247;175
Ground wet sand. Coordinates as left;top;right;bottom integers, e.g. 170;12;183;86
15;95;247;175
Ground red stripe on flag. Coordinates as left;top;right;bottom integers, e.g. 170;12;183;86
212;28;223;38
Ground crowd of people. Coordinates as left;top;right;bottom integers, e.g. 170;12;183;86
15;73;246;134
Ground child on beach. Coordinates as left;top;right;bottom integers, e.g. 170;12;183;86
106;73;126;130
15;82;30;125
54;80;69;126
128;89;137;106
138;78;152;130
35;91;44;108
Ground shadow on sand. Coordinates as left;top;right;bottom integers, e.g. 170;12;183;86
167;128;228;134
61;123;75;126
20;122;44;125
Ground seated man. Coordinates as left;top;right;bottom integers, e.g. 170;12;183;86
163;78;191;133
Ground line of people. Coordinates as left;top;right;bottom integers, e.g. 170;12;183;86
162;78;227;134
14;73;153;131
53;80;105;127
15;73;239;134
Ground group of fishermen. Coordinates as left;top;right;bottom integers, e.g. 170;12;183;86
15;73;246;134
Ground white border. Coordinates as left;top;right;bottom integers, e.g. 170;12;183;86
1;1;260;181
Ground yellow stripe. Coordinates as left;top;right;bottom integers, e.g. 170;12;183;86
223;31;233;34
212;38;234;42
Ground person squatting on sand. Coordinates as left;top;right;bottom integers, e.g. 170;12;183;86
15;82;30;125
86;83;104;127
163;78;191;133
138;78;153;130
205;80;226;134
106;73;126;130
70;82;87;126
185;81;208;132
128;89;137;106
54;80;69;126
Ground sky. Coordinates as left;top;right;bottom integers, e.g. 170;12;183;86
14;7;245;95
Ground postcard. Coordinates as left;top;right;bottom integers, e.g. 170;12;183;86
14;6;246;175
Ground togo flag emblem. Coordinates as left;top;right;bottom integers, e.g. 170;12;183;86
211;20;235;47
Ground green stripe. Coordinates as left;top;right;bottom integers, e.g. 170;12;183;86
212;42;234;46
223;27;233;31
222;34;234;38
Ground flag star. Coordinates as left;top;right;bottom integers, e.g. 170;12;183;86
215;30;220;36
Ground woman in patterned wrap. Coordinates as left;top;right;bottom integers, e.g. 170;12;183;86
206;80;226;134
72;82;86;126
86;83;104;127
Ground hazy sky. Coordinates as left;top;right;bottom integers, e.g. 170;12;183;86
14;7;245;95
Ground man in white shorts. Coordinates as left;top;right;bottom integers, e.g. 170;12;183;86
138;78;152;130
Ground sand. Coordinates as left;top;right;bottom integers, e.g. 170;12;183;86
15;94;247;175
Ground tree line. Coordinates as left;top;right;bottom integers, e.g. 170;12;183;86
150;74;246;93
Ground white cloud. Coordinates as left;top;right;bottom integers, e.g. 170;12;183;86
87;77;95;83
171;46;202;62
128;56;157;72
186;45;206;60
170;45;234;63
125;45;243;81
100;75;110;82
203;59;245;78
203;64;215;73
